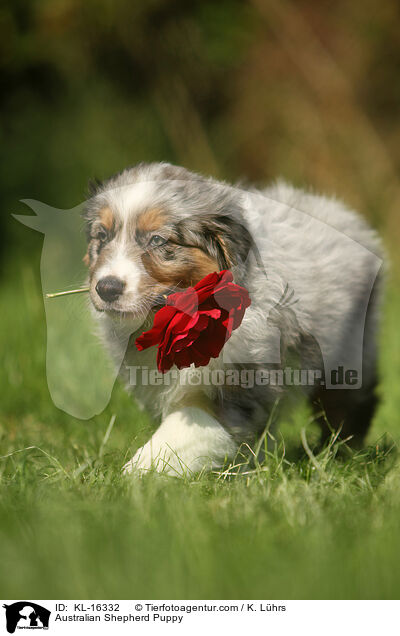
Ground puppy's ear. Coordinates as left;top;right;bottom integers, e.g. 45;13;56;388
209;216;253;269
202;215;253;270
178;213;266;276
82;178;103;269
87;177;102;198
213;232;231;268
177;214;253;269
83;178;101;241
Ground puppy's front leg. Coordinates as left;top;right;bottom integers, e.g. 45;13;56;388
122;407;237;477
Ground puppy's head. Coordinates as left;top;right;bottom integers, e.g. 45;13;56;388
84;163;252;319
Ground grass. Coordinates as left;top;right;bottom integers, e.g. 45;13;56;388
1;258;400;599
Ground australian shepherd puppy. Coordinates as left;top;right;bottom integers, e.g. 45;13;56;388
84;162;383;476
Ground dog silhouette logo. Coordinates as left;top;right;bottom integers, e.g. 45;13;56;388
3;602;50;633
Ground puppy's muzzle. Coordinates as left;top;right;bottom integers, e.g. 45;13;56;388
96;276;126;302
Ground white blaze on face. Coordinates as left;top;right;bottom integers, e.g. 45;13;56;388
108;180;155;221
94;180;157;303
95;244;144;299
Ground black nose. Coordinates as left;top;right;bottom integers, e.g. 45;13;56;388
95;276;125;302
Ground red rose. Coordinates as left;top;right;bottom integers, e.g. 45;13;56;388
135;270;251;373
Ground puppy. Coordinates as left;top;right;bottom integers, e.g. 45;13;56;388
84;162;383;476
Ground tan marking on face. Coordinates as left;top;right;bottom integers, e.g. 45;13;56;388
191;249;220;281
87;236;113;278
136;208;167;233
83;252;90;267
99;206;115;231
140;247;218;292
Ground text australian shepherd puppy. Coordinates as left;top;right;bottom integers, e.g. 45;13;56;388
84;162;383;476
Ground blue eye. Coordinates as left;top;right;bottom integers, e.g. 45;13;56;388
149;235;167;247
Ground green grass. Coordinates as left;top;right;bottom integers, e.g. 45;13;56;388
1;260;400;599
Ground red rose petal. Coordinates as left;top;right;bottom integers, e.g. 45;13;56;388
136;269;251;372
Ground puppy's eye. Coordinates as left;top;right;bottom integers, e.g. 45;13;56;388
149;235;167;248
95;227;108;242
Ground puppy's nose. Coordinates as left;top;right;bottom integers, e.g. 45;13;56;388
95;276;125;302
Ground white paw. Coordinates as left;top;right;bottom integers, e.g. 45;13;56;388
122;407;237;478
122;440;183;476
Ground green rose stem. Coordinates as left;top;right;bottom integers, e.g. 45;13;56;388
45;288;168;300
46;287;90;299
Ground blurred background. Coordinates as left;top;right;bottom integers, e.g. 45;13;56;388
1;0;400;265
1;0;400;600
